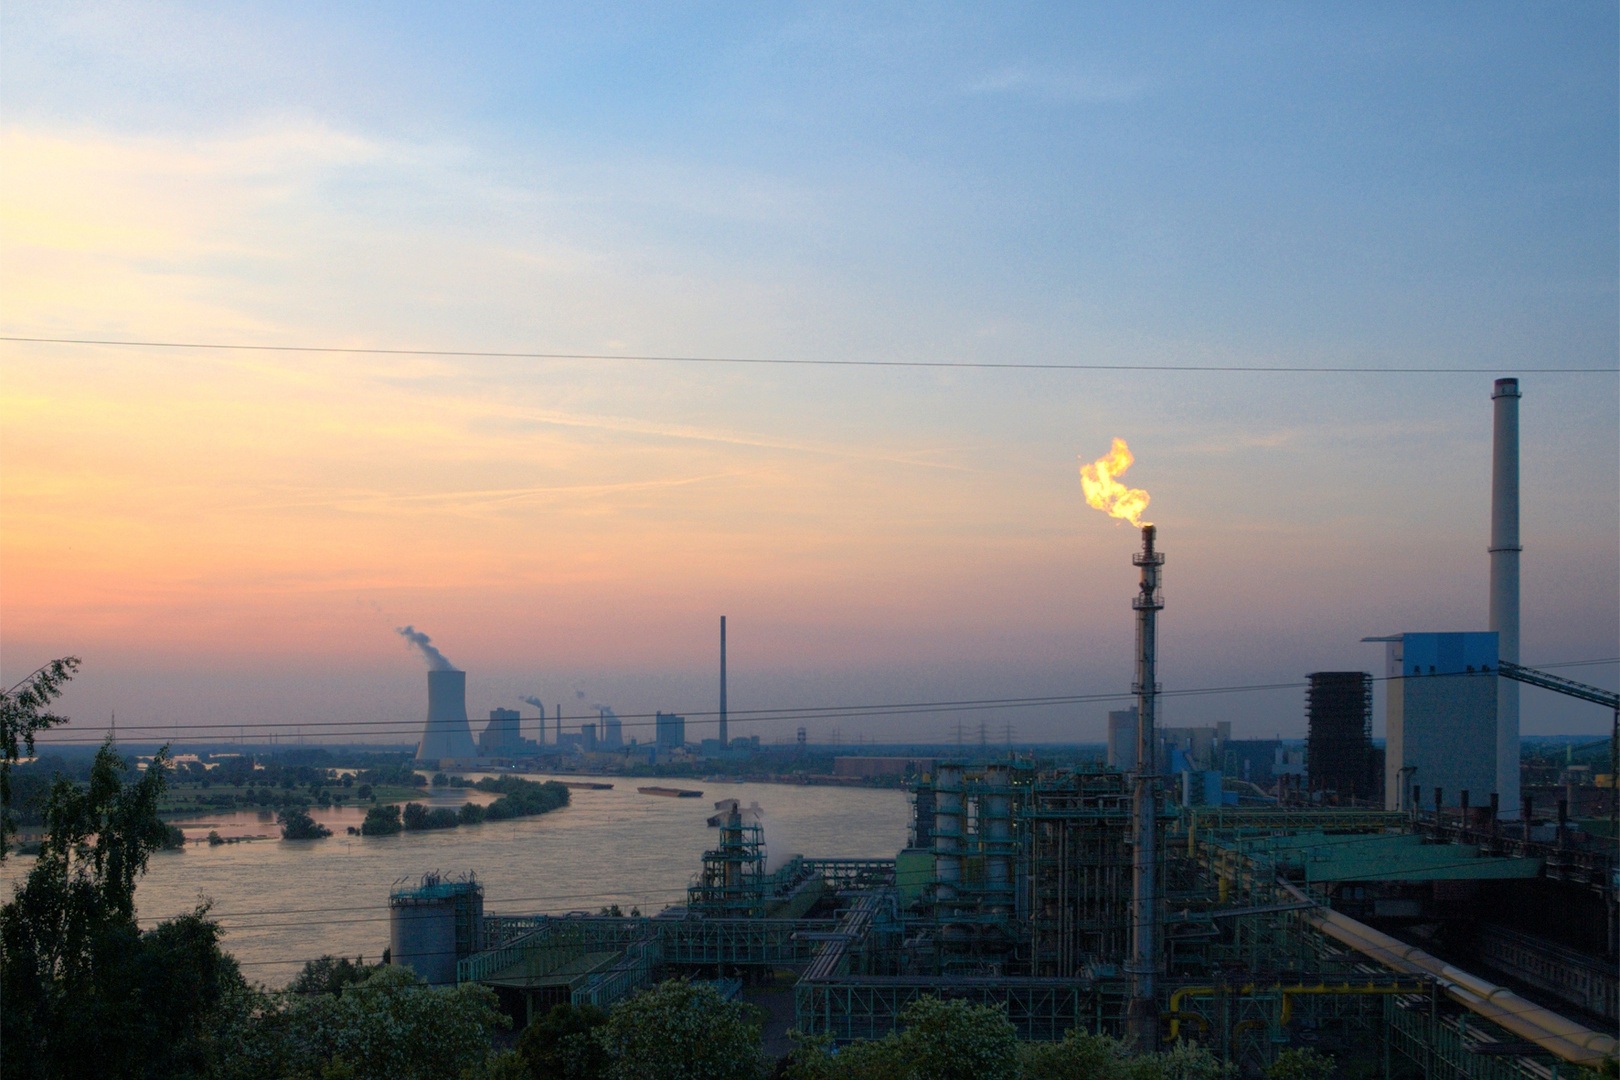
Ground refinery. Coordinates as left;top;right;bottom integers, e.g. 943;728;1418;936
386;379;1620;1073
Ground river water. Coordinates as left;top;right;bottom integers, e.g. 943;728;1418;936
2;777;910;987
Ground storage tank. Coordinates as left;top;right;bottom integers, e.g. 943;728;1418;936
389;873;483;986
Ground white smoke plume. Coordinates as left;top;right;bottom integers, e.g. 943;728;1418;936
521;695;546;711
748;803;796;874
395;625;455;671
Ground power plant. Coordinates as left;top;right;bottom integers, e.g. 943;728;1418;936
389;380;1619;1071
416;669;477;762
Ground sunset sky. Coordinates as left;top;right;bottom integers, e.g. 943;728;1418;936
2;4;1615;746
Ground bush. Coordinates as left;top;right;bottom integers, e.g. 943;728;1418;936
356;784;373;800
517;1001;610;1079
460;802;486;825
161;823;188;849
207;830;225;846
279;807;333;841
1021;1029;1127;1080
288;954;379;996
361;804;402;836
402;802;459;831
476;777;570;820
1267;1049;1335;1080
601;980;763;1080
787;997;1017;1080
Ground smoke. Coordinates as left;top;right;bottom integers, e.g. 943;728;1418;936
521;695;546;711
748;802;796;873
591;702;617;719
395;625;456;671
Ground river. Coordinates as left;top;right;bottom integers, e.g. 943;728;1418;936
2;777;911;987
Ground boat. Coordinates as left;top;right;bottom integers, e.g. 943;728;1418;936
638;786;704;798
559;781;614;790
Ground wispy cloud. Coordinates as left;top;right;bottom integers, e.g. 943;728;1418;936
965;66;1149;104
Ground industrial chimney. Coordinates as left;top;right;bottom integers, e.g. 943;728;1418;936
416;670;477;763
1127;524;1164;1047
719;615;728;749
1490;378;1521;817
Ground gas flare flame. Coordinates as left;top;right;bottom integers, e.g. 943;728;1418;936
1080;438;1151;527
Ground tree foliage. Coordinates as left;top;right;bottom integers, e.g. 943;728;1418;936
1265;1049;1335;1080
225;964;508;1080
361;803;402;835
1;656;81;857
516;1001;612;1080
600;980;764;1080
279;807;334;840
1;738;253;1080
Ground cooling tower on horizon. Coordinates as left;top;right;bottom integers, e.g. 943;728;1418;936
417;670;477;763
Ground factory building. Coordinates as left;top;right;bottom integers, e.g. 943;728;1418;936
1306;672;1377;800
655;711;685;751
1375;632;1499;811
1105;707;1137;770
479;707;522;755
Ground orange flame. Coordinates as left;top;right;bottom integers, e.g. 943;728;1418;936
1080;438;1151;527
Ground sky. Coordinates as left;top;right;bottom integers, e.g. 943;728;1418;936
2;3;1616;748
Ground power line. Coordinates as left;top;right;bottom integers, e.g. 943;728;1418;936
26;658;1618;746
4;335;1615;374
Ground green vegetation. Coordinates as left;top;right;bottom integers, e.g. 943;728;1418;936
1265;1049;1336;1080
402;802;460;830
516;1001;611;1079
600;980;765;1080
361;803;402;836
476;776;570;820
278;807;333;841
1;656;80;857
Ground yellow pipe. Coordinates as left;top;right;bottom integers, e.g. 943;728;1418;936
1167;981;1424;1040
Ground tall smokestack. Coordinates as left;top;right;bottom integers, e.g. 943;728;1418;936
1491;378;1521;818
719;615;728;748
1127;524;1164;1046
417;670;476;762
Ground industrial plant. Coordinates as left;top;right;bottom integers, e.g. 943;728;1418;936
388;380;1618;1073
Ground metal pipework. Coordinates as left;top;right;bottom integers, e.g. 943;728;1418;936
1128;524;1165;1046
1490;378;1521;817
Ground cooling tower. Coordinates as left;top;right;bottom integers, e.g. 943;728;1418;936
416;670;477;763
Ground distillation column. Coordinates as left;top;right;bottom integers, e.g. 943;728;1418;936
1127;524;1165;1045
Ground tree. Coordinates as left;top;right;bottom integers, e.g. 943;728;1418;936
362;803;402;835
1021;1029;1129;1080
279;807;333;840
601;980;764;1080
787;997;1018;1080
1266;1049;1335;1080
226;964;508;1080
1125;1041;1229;1080
1;656;80;858
1;737;253;1079
517;1001;611;1080
289;954;383;996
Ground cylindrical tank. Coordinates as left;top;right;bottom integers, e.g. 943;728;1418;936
390;894;459;985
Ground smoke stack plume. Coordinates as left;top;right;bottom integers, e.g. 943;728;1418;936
521;695;545;710
397;626;455;671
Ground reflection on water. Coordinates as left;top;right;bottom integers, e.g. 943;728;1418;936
2;778;908;987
